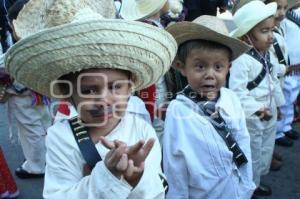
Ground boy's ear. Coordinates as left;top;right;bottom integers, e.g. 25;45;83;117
174;59;187;76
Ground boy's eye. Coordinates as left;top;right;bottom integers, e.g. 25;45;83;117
195;64;204;70
215;64;224;71
110;83;122;90
81;89;97;95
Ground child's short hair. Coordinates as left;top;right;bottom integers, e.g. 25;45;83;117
177;39;233;63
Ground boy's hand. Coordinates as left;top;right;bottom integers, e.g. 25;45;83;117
124;138;155;186
255;107;272;121
99;137;155;186
102;141;128;179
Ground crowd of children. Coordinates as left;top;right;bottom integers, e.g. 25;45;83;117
0;0;299;198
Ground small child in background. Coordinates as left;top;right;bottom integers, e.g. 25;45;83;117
120;0;179;144
230;0;285;197
278;0;300;141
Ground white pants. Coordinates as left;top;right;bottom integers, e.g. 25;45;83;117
8;91;51;173
277;75;300;134
246;100;277;187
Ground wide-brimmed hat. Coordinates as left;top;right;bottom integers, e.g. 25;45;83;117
231;0;277;38
120;0;168;21
5;2;177;98
13;0;116;39
165;15;250;61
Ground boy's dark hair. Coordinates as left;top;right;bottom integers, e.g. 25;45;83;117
177;39;233;63
264;0;275;4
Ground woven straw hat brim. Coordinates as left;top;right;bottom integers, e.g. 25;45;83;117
166;21;250;61
231;2;277;38
120;0;167;20
5;19;177;98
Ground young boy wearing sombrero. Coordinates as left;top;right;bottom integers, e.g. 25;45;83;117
229;0;285;197
163;15;255;199
5;0;177;198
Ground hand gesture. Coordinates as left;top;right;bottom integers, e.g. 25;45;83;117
99;137;155;186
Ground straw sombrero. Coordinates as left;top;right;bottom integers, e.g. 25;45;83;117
166;15;250;61
13;0;116;39
5;2;177;98
120;0;168;20
230;1;277;38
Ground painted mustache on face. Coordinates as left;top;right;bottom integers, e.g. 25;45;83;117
87;106;114;117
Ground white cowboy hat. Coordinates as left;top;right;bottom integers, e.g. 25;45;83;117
230;0;277;38
5;1;177;98
166;15;250;61
120;0;168;20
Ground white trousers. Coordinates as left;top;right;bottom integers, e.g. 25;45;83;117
277;75;300;135
8;92;51;173
246;100;277;187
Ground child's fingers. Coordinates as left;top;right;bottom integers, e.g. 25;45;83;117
125;159;135;177
116;154;128;171
134;161;145;174
115;140;126;148
126;140;144;155
99;136;115;150
107;144;127;167
141;138;155;158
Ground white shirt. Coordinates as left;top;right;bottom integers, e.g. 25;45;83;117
43;111;165;199
229;53;285;117
163;87;255;199
281;7;300;65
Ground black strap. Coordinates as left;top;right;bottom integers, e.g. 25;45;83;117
286;10;300;27
273;37;287;65
179;86;248;168
69;116;168;191
246;49;272;90
159;174;169;193
69;117;102;169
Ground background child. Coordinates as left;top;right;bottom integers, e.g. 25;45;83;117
278;0;300;142
163;15;255;199
120;0;180;144
230;1;285;197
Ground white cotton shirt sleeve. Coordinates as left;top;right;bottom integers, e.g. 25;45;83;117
229;54;265;117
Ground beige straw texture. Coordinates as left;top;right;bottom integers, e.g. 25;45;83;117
5;19;177;97
166;15;250;60
14;0;116;38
